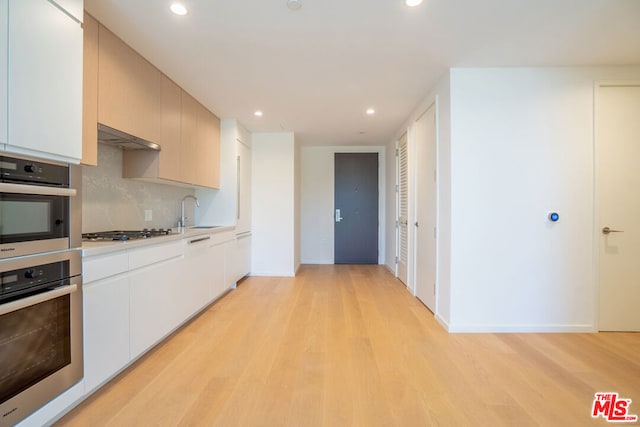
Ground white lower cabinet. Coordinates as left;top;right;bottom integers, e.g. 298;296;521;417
83;274;130;393
226;233;251;286
183;235;215;315
129;252;183;359
209;241;226;299
237;233;251;279
24;230;241;426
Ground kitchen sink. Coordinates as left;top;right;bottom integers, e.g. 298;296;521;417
191;225;221;229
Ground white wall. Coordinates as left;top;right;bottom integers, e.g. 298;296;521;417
294;141;301;272
447;66;640;332
300;146;386;265
252;132;297;276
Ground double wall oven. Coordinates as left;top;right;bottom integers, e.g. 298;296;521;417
0;155;82;426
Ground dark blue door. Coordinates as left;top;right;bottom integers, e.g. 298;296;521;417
334;153;378;264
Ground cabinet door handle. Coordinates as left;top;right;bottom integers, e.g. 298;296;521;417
189;236;211;244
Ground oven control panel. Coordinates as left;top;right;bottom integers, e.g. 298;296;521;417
0;260;70;303
0;155;69;187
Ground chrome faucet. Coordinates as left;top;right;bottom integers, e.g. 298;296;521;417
179;195;199;228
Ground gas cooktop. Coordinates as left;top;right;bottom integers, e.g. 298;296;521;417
82;229;172;242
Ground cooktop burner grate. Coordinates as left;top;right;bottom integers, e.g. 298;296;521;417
82;229;172;242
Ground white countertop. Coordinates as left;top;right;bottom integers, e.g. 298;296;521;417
81;225;236;257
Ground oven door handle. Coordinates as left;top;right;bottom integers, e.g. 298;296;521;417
0;284;78;316
0;182;77;197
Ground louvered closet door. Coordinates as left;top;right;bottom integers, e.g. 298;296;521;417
397;133;409;285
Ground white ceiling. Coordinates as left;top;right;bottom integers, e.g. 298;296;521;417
85;0;640;146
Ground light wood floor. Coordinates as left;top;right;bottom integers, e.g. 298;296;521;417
57;265;640;426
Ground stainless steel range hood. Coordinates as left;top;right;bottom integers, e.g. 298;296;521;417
97;123;161;151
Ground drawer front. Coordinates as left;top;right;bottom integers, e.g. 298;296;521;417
83;252;129;283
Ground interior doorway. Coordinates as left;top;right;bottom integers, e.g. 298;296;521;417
334;153;379;264
414;103;437;312
596;83;640;331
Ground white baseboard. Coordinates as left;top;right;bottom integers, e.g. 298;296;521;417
445;323;596;333
250;271;296;277
384;263;396;275
435;313;450;331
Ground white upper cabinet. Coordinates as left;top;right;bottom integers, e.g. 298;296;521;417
6;0;83;162
236;139;252;234
0;0;7;146
50;0;82;22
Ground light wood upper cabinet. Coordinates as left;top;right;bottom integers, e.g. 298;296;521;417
81;12;98;166
158;75;182;181
123;85;220;189
180;91;199;186
182;93;221;188
196;103;220;188
123;75;182;182
89;18;219;188
98;25;161;145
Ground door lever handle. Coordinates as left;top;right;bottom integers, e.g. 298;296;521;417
602;227;624;235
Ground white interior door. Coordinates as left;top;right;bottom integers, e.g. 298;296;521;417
397;133;409;285
414;104;437;312
597;84;640;331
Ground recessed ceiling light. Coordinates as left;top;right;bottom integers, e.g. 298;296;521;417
366;108;376;115
170;3;188;15
287;0;302;11
405;0;423;7
254;110;264;117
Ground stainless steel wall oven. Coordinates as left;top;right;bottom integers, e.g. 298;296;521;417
0;155;79;259
0;155;82;426
0;250;82;426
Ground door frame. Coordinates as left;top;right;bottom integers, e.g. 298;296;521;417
412;98;440;309
593;80;640;331
329;147;386;265
334;152;379;264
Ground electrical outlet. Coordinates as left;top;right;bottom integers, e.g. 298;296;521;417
144;210;152;221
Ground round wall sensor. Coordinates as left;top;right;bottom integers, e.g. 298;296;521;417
287;0;302;10
548;212;559;222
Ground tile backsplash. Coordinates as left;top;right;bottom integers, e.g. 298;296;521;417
82;144;196;232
